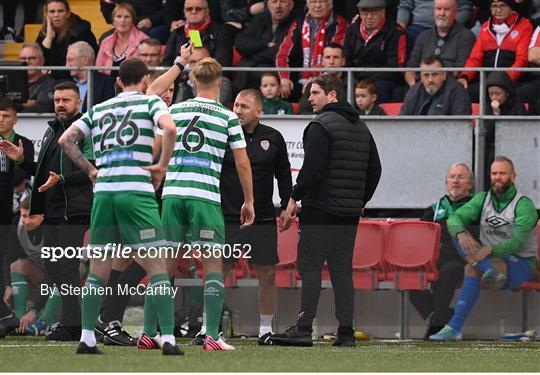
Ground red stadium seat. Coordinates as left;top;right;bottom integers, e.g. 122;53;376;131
471;103;480;116
231;47;242;81
291;102;299;114
232;47;242;67
194;254;248;287
353;221;389;289
385;221;440;290
275;219;299;288
379;102;402;116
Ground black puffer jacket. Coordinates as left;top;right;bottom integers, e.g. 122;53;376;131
19;114;94;218
292;102;382;216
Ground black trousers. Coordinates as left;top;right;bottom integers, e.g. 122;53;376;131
409;256;465;326
42;215;89;327
296;206;359;328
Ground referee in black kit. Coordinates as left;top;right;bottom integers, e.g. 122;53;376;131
220;89;292;345
271;73;382;347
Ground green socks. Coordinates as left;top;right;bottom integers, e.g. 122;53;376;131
204;272;225;340
39;285;61;325
10;272;29;318
143;287;158;337
81;273;106;331
144;274;175;336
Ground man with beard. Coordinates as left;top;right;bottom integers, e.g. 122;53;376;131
0;81;94;341
430;156;538;341
405;0;476;88
400;55;471;115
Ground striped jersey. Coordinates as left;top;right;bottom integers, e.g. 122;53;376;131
73;91;169;195
162;97;246;204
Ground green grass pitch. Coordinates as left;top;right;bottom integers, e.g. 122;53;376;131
1;337;539;372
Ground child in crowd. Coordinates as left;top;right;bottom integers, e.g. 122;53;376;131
485;72;527;116
355;80;387;116
260;72;293;115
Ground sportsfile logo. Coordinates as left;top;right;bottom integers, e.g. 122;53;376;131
485;216;510;228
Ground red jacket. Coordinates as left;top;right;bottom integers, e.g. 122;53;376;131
460;14;533;82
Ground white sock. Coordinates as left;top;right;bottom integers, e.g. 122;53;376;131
200;312;207;334
259;314;274;336
80;329;96;347
161;334;175;346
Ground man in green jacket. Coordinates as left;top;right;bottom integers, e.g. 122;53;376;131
430;155;538;341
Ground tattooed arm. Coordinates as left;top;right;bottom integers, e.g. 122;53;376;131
58;126;98;182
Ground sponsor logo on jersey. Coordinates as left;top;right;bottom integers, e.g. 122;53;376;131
140;228;156;240
485;216;510;228
102;151;134;164
175;156;211;168
200;229;215;240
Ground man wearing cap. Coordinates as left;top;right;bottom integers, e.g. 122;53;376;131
405;0;476;88
344;0;407;103
458;0;533;102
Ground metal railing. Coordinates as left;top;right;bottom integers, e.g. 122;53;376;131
3;64;540;192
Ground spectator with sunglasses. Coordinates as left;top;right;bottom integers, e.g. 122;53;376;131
163;0;233;68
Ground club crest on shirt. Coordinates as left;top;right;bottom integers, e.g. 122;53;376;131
260;140;270;151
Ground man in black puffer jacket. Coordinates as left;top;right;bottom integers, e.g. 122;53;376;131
271;73;382;348
1;82;94;341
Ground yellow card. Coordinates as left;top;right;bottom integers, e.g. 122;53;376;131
189;30;203;47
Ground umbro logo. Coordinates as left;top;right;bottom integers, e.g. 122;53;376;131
205;287;219;295
485;216;510;228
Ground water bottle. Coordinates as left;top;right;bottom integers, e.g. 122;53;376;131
232;309;240;337
221;310;231;338
312;319;318;340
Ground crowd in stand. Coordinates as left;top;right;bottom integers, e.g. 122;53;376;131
4;0;540;115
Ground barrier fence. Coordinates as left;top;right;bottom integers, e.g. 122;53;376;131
3;65;540;208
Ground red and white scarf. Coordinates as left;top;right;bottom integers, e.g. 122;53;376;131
360;18;385;45
301;17;328;73
300;14;346;79
184;17;212;37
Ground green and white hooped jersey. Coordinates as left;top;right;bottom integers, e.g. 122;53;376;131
480;192;538;258
74;91;169;195
162;97;246;204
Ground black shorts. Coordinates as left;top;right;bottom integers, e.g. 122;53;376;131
224;219;279;266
